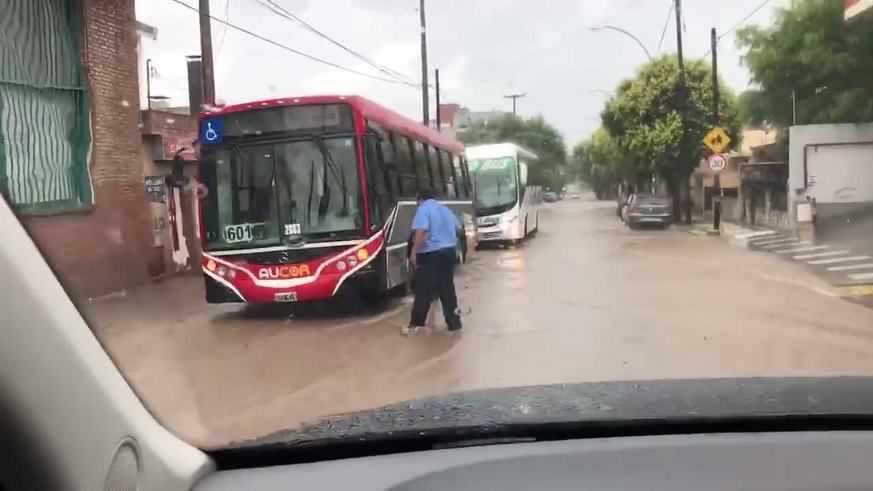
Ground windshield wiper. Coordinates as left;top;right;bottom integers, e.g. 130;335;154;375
305;133;350;218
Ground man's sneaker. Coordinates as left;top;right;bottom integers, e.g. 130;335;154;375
401;325;423;336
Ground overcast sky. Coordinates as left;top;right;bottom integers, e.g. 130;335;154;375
137;0;785;147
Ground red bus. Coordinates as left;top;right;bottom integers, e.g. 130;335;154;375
196;95;473;304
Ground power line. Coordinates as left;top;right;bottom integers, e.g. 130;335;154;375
720;0;773;40
704;0;773;57
253;0;417;86
216;0;230;55
167;0;416;87
657;0;674;53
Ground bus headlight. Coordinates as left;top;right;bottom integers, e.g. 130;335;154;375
336;260;347;272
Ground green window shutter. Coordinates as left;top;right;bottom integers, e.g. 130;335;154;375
0;0;92;211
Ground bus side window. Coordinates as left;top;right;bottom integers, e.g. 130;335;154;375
518;161;528;201
379;132;400;198
392;133;417;197
412;140;431;191
460;155;472;197
363;135;392;229
452;154;466;198
427;145;446;195
439;150;456;198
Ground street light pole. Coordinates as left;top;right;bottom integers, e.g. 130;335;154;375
711;27;721;231
675;0;691;224
435;68;441;132
503;93;526;116
590;25;653;60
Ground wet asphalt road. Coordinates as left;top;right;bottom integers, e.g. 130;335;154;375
89;194;873;448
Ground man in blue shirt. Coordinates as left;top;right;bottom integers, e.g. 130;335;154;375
404;188;463;334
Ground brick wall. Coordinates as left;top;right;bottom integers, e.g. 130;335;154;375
22;0;153;299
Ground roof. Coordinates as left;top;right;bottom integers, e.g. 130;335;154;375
465;143;539;162
205;95;464;154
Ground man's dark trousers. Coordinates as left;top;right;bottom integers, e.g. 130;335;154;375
410;247;461;329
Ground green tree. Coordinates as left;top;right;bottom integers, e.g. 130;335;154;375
737;0;873;127
601;54;740;217
460;115;567;190
573;128;640;199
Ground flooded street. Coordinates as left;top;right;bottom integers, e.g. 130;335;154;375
88;195;873;448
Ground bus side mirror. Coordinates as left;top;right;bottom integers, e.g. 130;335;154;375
520;165;529;186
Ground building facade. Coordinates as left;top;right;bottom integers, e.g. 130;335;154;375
1;0;154;298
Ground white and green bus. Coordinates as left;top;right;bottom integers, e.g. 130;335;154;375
466;143;542;246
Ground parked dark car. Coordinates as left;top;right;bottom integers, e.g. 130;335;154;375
621;194;673;229
543;191;559;202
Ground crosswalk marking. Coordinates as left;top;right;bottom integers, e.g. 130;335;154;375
793;251;849;260
761;240;809;250
808;255;872;265
849;272;873;281
751;237;796;246
774;245;828;254
827;263;873;271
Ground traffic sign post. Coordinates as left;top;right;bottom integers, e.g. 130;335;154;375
703;127;731;154
703;126;730;232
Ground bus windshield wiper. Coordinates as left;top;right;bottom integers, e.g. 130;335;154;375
303;133;350;217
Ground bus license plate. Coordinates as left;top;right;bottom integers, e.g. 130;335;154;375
274;292;298;302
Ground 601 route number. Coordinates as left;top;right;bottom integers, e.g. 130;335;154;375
224;224;256;243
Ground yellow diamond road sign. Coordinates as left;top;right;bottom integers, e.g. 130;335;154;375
703;127;731;154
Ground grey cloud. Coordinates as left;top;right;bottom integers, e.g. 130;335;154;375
138;0;781;146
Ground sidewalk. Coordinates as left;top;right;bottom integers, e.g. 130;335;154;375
706;220;873;295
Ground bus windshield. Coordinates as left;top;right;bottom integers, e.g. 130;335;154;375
470;156;518;213
199;136;363;250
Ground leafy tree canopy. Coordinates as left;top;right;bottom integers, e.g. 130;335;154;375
601;54;741;180
736;0;873;126
572;128;639;198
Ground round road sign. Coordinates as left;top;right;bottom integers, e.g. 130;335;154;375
707;153;727;172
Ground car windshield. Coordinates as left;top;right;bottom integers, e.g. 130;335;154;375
7;0;873;455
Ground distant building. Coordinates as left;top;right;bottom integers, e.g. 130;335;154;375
429;103;462;138
459;108;510;131
430;104;511;138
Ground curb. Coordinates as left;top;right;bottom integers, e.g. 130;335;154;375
834;284;873;297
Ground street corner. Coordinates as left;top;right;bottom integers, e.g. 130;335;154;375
725;229;778;248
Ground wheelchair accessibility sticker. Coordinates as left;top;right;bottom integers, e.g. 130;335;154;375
201;117;223;145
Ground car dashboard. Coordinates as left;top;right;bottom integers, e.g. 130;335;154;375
197;430;873;490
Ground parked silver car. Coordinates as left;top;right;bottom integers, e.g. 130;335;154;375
621;194;673;229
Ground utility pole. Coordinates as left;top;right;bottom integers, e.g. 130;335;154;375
434;68;441;132
504;93;526;116
675;0;691;224
198;0;216;107
419;0;430;127
711;27;721;231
